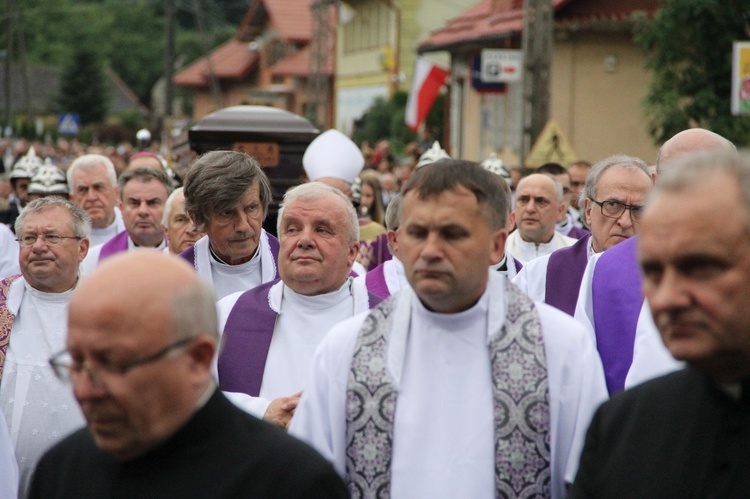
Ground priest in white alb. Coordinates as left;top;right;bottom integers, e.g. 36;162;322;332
0;197;90;497
290;160;608;498
216;182;381;428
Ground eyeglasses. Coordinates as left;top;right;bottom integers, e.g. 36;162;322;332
589;198;644;222
16;234;82;247
49;336;196;387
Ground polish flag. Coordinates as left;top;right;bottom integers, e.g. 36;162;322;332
405;57;450;131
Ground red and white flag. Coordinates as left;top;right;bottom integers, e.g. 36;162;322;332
405;57;450;131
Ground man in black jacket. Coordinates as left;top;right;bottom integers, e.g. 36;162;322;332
571;150;750;498
30;251;347;499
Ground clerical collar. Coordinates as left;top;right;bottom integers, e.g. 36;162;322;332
495;255;508;271
209;243;259;266
280;279;355;315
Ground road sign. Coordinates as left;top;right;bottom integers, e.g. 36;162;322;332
480;49;523;83
57;113;80;136
525;119;578;168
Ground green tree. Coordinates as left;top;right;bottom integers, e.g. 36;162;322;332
58;44;109;125
634;0;750;146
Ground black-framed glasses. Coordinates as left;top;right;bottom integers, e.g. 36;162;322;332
49;336;196;386
589;198;644;222
16;234;82;247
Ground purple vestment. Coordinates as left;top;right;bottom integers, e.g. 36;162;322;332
364;263;390;299
97;231;130;262
592;236;643;394
545;234;590;316
218;280;383;397
567;226;590;240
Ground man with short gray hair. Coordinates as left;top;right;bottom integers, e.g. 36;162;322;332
67;154;125;246
513;155;652;315
80;168;172;274
0;197;90;496
216;182;381;428
181;151;279;301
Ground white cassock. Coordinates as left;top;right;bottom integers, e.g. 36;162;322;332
0;278;85;497
191;234;277;301
574;252;683;389
289;272;608;499
87;207;126;247
216;278;372;418
80;235;167;275
0;225;19;280
0;411;18;499
505;230;576;264
512;237;595;302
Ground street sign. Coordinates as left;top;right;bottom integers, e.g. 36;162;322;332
480;49;523;83
57;113;80;136
525;119;578;168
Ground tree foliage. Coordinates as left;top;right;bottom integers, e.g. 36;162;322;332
634;0;750;145
352;91;445;153
58;43;109;125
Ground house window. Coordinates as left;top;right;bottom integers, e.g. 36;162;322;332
342;2;391;54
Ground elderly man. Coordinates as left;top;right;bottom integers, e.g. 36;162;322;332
30;252;347;498
574;128;736;394
0;197;90;497
537;162;589;239
67;154;125;246
290;159;607;498
162;187;204;255
181;151;279;301
505;173;576;263
81;168;172;274
571;151;750;497
216;182;381;428
354;193;409;299
513;155;652;315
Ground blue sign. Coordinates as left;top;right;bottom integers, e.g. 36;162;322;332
57;113;80;136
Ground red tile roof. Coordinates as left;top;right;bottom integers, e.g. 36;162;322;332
264;0;315;43
271;45;333;77
420;0;657;53
173;38;259;88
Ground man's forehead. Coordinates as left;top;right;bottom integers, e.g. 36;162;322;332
21;209;70;231
123;179;168;197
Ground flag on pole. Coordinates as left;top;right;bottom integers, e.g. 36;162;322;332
405;57;450;131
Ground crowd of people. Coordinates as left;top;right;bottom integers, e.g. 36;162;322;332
0;124;748;498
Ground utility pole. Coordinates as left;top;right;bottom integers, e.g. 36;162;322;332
163;0;175;161
309;0;334;129
521;0;553;166
4;0;15;133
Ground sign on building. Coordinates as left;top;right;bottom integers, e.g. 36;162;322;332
480;49;523;83
732;42;750;115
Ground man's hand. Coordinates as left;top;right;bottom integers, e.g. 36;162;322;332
263;392;301;429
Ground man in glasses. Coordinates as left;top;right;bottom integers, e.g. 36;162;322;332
513;155;652;316
31;252;347;498
0;197;90;497
505;173;577;263
575;128;737;395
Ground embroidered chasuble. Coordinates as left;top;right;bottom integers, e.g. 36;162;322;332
345;279;551;498
0;275;20;382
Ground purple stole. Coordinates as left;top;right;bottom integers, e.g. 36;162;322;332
179;235;280;274
545;234;590;316
218;280;383;396
364;263;390;299
567;226;590;240
97;230;130;262
592;236;643;394
512;257;523;274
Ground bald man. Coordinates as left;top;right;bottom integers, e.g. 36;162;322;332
31;252;347;498
574;128;738;394
505;174;576;263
